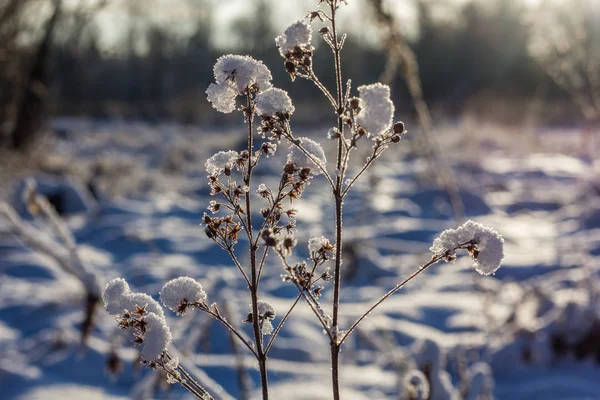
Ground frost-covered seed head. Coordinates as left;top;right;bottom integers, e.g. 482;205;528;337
206;55;273;113
206;83;238;113
430;220;504;275
255;88;295;117
257;300;276;319
213;55;272;93
160;277;207;313
140;312;172;360
205;150;239;176
287;137;327;175
327;127;341;139
357;83;395;137
103;278;165;320
308;236;334;259
275;21;312;57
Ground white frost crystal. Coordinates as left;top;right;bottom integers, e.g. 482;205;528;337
141;312;173;360
103;278;165;320
160;276;206;312
308;236;334;258
357;83;395;137
430;220;504;275
287;137;327;175
206;55;273;113
213;55;272;93
255;88;295;116
206;83;238;113
253;300;276;336
275;21;312;56
257;300;275;317
205;150;239;176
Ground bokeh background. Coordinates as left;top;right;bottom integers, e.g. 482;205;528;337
0;0;599;399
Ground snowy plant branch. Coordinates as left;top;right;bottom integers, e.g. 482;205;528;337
341;220;505;345
97;1;505;398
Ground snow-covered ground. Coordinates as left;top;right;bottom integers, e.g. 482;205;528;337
1;119;599;399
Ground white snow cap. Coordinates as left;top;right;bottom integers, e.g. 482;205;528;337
257;300;276;317
103;278;165;320
255;300;276;335
206;83;238;113
403;369;430;400
430;220;504;275
141;312;173;360
357;83;395;137
205;150;239;176
255;88;295;116
287;137;327;175
160;276;207;313
206;55;273;113
275;21;312;56
103;278;172;360
308;236;334;258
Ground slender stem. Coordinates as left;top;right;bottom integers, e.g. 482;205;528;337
264;293;302;355
226;245;252;288
176;365;215;400
277;251;334;341
342;142;387;198
256;246;269;285
339;245;472;344
245;94;269;400
204;309;258;358
306;68;337;108
284;122;335;189
329;2;345;399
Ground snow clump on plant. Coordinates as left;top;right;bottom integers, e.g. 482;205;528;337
255;88;295;117
275;21;312;56
206;55;273;113
160;277;206;314
357;83;395;137
103;278;171;360
205;150;239;176
430;220;504;275
287;137;327;175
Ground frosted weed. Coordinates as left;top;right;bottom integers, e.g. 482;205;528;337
100;1;504;399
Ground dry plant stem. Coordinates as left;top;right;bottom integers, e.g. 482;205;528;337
339;242;473;345
245;94;269;400
329;2;345;399
204;309;258;358
264;293;302;354
162;353;216;400
226;245;252;288
223;303;251;400
277;251;334;340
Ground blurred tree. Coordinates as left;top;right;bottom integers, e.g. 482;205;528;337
10;0;62;151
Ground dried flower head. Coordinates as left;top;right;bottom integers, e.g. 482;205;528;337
206;55;273;113
160;277;207;315
430;220;504;275
205;150;239;176
255;88;295;117
287;137;327;175
102;279;171;360
357;83;395;137
275;21;313;57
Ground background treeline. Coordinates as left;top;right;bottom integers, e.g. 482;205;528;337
0;0;592;143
